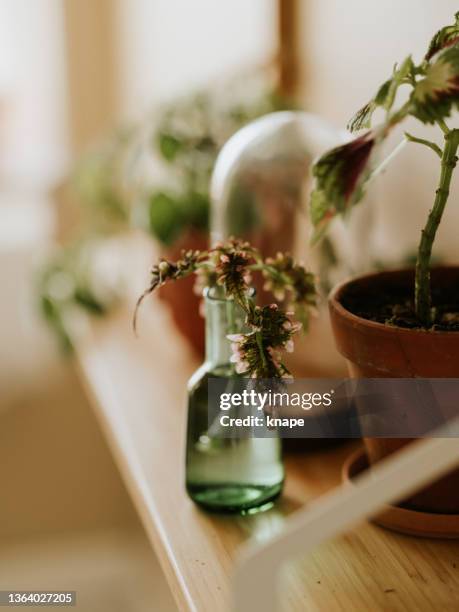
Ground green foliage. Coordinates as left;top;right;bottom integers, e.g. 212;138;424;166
309;133;376;241
147;190;210;246
73;82;293;248
74;129;133;235
347;102;376;134
37;242;120;352
311;13;459;241
425;12;459;60
147;87;294;245
410;46;459;123
148;192;186;245
378;57;415;111
158;133;183;161
186;191;209;229
310;12;459;326
347;56;414;133
41;75;294;349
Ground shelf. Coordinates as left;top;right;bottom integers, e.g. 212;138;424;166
74;302;459;611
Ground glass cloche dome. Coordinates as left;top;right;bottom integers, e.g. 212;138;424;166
210;111;375;377
210;111;373;289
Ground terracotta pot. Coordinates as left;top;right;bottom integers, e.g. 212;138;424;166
158;230;207;357
329;267;459;514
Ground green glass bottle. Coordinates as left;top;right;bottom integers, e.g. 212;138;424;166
185;287;284;513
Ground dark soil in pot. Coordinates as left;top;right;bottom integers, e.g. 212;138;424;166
341;266;459;331
329;267;459;515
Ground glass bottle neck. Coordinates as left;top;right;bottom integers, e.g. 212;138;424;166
204;292;242;367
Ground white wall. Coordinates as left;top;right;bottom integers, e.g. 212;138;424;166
0;0;69;190
300;1;459;264
115;0;277;119
0;2;134;537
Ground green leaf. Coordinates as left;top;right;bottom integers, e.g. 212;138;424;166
310;189;334;244
184;192;209;230
157;133;183;162
148;192;185;245
374;79;392;106
347;57;414;133
425;12;459;61
309;133;376;240
74;288;106;315
381;57;415;110
347;102;377;133
40;296;73;353
411;46;459;123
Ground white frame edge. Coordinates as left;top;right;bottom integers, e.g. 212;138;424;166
233;424;459;612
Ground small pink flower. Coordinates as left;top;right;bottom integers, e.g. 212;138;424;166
267;347;281;368
235;361;249;374
230;350;244;364
285;339;294;353
227;333;244;342
220;254;230;263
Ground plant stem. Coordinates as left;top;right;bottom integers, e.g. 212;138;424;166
255;331;267;370
415;129;459;325
404;132;442;158
437;118;451;135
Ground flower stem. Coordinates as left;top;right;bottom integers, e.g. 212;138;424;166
255;331;267;371
437;118;451;135
415;129;459;325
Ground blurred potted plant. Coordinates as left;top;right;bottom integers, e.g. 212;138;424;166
39;132;134;351
40;74;293;354
146;90;294;354
73;129;134;236
311;13;459;514
145;86;293;355
38;239;123;351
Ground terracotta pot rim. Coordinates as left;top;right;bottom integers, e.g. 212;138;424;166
329;266;459;338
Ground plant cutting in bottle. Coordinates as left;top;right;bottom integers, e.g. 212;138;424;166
135;239;317;378
310;12;459;328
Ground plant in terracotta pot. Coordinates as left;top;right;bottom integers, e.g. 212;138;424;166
310;13;459;514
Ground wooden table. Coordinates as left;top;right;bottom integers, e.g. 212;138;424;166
74;302;459;611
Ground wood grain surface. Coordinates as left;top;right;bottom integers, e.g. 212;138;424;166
74;302;459;611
